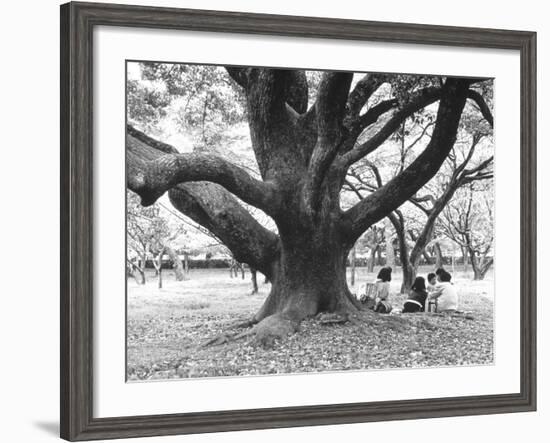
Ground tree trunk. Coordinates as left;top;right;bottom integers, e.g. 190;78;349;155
384;226;395;268
470;250;493;280
349;245;356;287
128;259;145;285
140;252;147;282
183;252;190;279
152;250;164;289
253;237;358;328
401;262;416;294
433;242;444;269
241;264;245;280
367;247;377;273
164;245;185;281
462;247;469;272
250;268;259;294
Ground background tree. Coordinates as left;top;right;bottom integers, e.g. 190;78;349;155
344;98;493;291
127;63;493;343
127;191;186;283
440;183;494;280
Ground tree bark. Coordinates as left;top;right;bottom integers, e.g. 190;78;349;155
470;250;493;280
462;247;469;272
433;242;444;269
127;259;145;285
384;223;395;268
164;245;185;281
152;250;164;289
251;268;259;294
349;245;356;287
253;234;357;327
367;247;377;273
183;252;190;279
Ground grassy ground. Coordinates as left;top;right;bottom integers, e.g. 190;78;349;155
127;266;494;381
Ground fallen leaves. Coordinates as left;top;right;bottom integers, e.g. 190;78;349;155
127;271;494;381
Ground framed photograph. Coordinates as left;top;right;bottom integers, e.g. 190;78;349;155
60;1;536;441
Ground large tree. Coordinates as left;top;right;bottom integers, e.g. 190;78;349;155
127;66;491;343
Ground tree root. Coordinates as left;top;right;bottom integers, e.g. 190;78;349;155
202;313;299;349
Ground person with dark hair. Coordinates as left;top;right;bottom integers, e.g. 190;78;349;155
435;267;446;278
373;267;392;313
377;267;392;283
403;277;428;313
428;270;458;312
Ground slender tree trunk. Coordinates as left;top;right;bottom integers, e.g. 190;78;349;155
376;247;383;266
140;252;147;282
367;247;377;273
470;250;493;280
434;242;444;269
164;245;185;281
183;252;190;279
241;264;245;280
128;260;145;285
422;250;432;266
384;225;395;268
152;250;164;289
462;247;469;272
401;262;416;293
250;268;259;294
349;245;356;287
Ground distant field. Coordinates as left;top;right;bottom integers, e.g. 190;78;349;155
127;266;494;380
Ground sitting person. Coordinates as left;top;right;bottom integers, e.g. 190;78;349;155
373;267;392;314
403;277;428;313
427;272;437;293
426;272;438;311
428;269;458;313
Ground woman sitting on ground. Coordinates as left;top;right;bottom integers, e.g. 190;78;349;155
428;269;458;313
403;276;428;313
373;266;392;314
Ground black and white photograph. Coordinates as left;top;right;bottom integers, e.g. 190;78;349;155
126;62;495;381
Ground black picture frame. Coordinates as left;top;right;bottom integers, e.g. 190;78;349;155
60;1;537;441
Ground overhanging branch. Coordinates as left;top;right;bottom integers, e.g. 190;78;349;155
466;90;494;128
341;79;470;242
339;87;442;167
128;137;279;216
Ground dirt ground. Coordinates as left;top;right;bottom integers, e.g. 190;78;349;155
127;266;494;381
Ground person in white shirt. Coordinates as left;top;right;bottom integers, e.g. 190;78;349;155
429;270;458;313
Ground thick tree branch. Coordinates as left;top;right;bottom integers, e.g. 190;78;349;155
168;184;279;278
225;67;250;88
467;90;494;128
342;79;470;242
303;72;353;214
126;126;280;277
245;69;307;180
345;73;388;122
127;130;280;215
339;87;442;167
